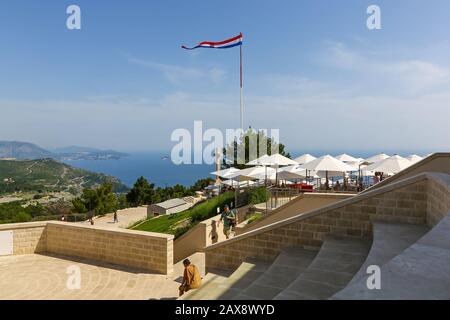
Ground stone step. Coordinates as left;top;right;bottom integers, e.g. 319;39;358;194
332;221;429;299
274;235;371;300
181;259;271;300
335;213;450;299
178;269;230;300
233;247;318;300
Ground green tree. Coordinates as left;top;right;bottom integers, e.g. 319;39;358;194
189;178;214;193
71;198;87;213
223;129;291;169
71;182;118;215
126;176;155;206
94;183;118;214
117;193;129;209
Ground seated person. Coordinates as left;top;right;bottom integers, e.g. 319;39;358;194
179;259;202;296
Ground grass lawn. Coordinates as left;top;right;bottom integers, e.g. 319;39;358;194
131;192;235;238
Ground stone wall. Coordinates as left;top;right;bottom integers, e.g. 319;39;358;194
205;175;430;271
239;193;355;234
46;222;173;274
427;174;450;227
174;205;251;263
0;222;47;255
0;221;174;275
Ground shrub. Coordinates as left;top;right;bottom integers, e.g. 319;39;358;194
190;192;234;223
248;187;269;204
246;212;263;225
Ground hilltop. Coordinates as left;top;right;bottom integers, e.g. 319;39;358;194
0;141;53;159
0;158;129;195
0;141;128;160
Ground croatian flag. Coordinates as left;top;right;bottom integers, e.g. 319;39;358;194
181;33;243;50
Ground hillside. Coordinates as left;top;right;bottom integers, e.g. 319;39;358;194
0;141;128;160
0;141;53;159
0;159;128;195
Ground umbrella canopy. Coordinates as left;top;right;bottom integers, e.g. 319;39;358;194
266;153;298;166
293;154;317;165
406;154;423;164
363;155;412;174
365;153;389;164
300;155;355;172
227;166;275;181
277;164;307;180
247;153;297;167
247;170;277;180
335;153;359;163
222;180;256;187
346;161;363;171
246;154;271;166
210;167;240;179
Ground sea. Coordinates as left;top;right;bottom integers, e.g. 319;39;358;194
63;152;214;188
63;149;433;188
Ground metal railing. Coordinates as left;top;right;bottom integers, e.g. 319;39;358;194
265;187;302;212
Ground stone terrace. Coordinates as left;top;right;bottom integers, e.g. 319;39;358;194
0;254;179;300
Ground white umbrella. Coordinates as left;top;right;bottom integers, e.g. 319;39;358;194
363;155;412;174
210;167;240;179
251;153;298;166
301;155;355;189
365;153;389;164
247;170;277;181
227;166;274;181
264;154;298;184
246;154;271;166
301;155;356;172
246;154;297;185
346;160;363;171
277;165;307;180
406;154;423;164
335;154;359;163
293;154;317;165
222;180;256;187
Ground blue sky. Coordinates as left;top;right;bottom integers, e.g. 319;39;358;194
1;0;450;154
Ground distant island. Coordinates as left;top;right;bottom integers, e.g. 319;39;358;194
0;141;128;161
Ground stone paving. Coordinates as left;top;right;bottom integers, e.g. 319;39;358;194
78;207;148;230
0;254;181;300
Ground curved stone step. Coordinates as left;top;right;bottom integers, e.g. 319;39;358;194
178;270;230;300
233;247;318;300
274;235;371;300
332;221;429;299
335;212;450;299
181;259;271;300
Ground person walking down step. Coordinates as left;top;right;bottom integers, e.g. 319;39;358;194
220;205;237;240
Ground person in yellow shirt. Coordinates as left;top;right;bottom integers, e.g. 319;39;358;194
179;259;202;296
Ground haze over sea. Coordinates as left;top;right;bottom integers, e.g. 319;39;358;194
63;149;432;188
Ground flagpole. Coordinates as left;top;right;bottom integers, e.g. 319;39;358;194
240;33;244;131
